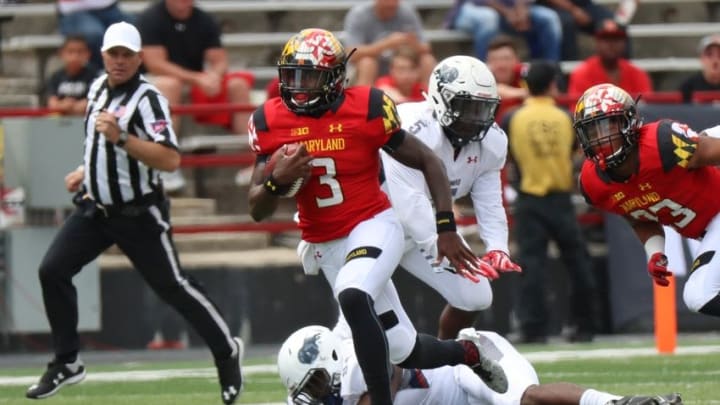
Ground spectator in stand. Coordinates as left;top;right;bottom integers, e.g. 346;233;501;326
679;34;720;103
57;0;135;68
445;0;562;62
374;46;426;103
46;35;100;116
486;35;528;121
504;60;597;344
343;0;437;86
136;0;254;192
567;22;652;98
536;0;619;61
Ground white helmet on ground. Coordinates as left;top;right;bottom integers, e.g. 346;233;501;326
277;325;344;404
427;55;500;147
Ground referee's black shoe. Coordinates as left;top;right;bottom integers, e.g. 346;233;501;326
216;337;244;404
26;359;86;399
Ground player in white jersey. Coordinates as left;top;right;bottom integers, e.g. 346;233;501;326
380;55;522;338
278;325;682;405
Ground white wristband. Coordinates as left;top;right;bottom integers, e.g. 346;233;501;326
703;125;720;139
644;235;665;259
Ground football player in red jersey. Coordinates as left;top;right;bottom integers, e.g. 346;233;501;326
247;28;508;405
574;83;720;318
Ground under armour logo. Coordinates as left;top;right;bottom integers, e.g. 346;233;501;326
314;250;322;259
467;156;478;164
329;123;343;133
223;386;238;401
639;183;652;191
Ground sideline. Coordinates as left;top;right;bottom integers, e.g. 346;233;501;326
2;345;720;387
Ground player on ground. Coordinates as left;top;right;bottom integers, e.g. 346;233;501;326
575;83;720;317
247;28;507;405
379;55;521;339
278;325;683;405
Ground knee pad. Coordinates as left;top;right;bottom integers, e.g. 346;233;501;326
338;288;373;320
699;294;720;317
382;312;415;364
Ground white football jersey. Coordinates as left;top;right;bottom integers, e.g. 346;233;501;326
339;331;539;405
381;100;510;253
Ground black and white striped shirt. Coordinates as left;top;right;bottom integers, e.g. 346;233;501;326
82;72;177;205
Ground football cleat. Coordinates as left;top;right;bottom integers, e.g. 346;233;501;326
609;393;683;405
216;337;244;405
457;328;508;394
26;359;86;399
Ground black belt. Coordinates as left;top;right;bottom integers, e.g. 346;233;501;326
73;191;164;218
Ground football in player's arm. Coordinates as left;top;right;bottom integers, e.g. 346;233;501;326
247;28;507;405
575;83;720;317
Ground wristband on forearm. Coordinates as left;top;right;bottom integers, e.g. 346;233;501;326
644;234;665;259
263;174;291;196
436;211;457;233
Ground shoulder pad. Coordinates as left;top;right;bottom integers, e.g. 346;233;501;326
656;120;698;172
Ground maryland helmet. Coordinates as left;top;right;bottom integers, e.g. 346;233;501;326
278;29;348;115
573;83;642;170
277;325;344;404
427;55;500;148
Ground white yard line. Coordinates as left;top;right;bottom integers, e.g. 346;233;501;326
0;344;718;387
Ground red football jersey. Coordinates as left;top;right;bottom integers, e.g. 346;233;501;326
249;86;401;242
580;120;720;239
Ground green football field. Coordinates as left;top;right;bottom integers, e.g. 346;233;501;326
0;337;719;405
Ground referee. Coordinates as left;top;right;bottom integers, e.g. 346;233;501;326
26;22;243;404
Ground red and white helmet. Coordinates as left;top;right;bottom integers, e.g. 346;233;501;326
573;83;642;170
277;29;348;115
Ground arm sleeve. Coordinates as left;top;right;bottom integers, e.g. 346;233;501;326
135;90;178;148
470;168;509;253
470;133;510;253
381;151;438;252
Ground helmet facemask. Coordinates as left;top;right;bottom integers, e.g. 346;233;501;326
290;368;342;405
440;93;499;148
279;64;346;115
575;110;639;170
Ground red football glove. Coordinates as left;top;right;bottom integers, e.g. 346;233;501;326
647;252;672;287
481;250;522;273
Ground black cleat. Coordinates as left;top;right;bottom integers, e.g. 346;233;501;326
609;393;683;405
216;337;244;404
26;360;86;399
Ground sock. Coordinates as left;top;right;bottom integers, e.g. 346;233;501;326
460;340;480;366
397;334;465;369
55;351;78;365
580;389;622;405
338;288;392;405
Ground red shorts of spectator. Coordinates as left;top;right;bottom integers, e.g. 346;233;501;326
190;71;255;129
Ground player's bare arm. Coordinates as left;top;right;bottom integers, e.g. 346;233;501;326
248;144;313;221
627;217;665;245
687;135;720;169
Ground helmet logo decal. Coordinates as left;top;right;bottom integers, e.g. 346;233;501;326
294;30;341;67
436;63;459;87
583;85;625;116
298;332;321;364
